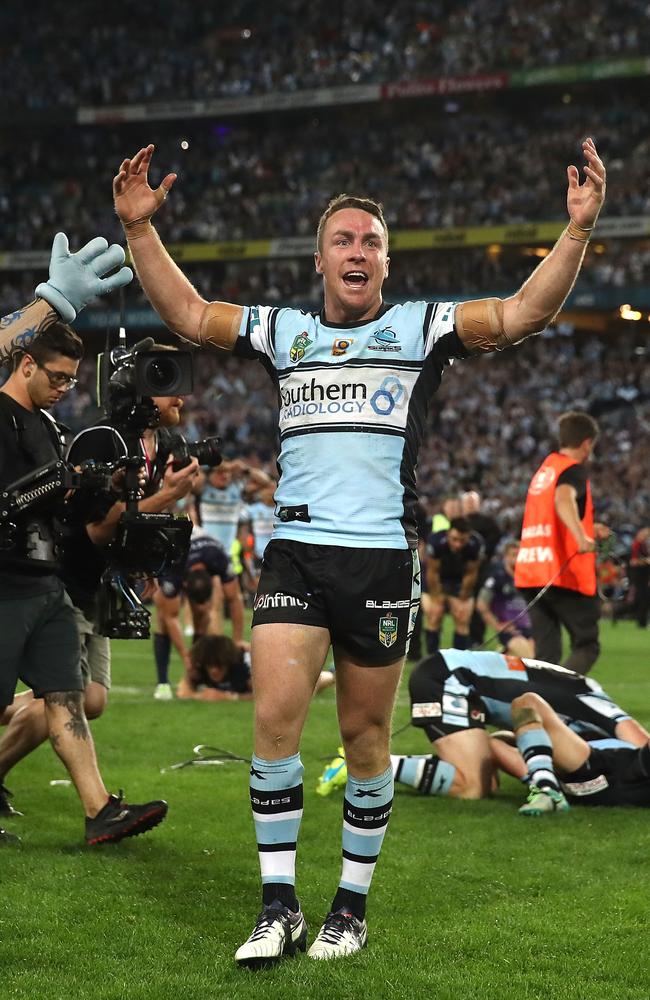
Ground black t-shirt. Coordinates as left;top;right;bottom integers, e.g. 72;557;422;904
556;463;589;519
0;392;62;594
202;650;251;694
466;512;501;561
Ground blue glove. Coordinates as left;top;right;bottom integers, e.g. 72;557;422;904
36;232;133;322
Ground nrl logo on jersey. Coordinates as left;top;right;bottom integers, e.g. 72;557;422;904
378;615;398;648
289;332;312;363
369;327;401;352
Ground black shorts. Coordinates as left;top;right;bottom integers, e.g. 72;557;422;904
0;580;82;710
561;746;650;807
157;570;184;600
252;539;421;666
499;626;533;644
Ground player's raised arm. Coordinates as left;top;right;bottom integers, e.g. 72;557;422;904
113;144;244;351
455;138;606;353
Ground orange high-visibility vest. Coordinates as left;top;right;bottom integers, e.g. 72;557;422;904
514;452;596;596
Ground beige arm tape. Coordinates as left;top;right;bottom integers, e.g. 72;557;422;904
197;301;244;351
511;705;543;730
455;297;521;353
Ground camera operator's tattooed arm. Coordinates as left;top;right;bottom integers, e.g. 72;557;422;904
0;298;56;367
1;231;132;366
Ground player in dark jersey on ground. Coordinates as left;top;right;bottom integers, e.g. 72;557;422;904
476;541;534;657
153;531;245;698
423;517;484;654
393;648;649;811
177;634;253;701
113;137;606;965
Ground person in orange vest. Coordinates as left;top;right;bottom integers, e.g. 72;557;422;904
514;410;609;675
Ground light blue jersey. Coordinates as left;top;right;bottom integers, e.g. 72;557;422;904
431;649;630;737
199;479;244;552
234;301;464;548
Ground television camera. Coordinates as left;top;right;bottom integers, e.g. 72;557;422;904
92;334;222;639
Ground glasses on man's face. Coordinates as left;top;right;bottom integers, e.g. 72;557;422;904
32;360;78;390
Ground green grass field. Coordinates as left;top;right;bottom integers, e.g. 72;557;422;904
3;620;650;1000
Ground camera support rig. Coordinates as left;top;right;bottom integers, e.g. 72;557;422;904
94;335;203;640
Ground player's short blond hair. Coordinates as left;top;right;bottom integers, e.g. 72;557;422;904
316;194;389;253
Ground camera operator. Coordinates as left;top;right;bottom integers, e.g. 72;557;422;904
0;349;199;830
0;234;171;845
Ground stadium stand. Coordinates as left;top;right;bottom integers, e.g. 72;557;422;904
0;1;648;546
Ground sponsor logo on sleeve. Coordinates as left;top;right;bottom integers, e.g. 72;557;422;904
378;615;398;648
412;702;442;718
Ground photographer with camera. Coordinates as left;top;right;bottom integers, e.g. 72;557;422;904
0;344;201;829
0;232;170;845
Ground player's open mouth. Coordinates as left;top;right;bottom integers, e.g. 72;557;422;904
342;271;368;287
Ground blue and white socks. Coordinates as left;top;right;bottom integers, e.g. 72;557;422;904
250;753;304;911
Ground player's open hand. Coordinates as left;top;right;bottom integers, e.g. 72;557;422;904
113;144;177;225
567;137;606;230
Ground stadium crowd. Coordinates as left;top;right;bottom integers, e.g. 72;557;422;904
2;0;649;109
2;87;650;250
47;324;649;544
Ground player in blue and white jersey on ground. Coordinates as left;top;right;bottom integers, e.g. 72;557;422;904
401;648;649;809
113;138;606;965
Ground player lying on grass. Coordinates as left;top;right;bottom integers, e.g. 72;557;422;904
177;635;253;701
492;691;650;812
318;649;650;811
404;649;649;812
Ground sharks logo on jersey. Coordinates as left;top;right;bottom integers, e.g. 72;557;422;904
369;327;401;352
